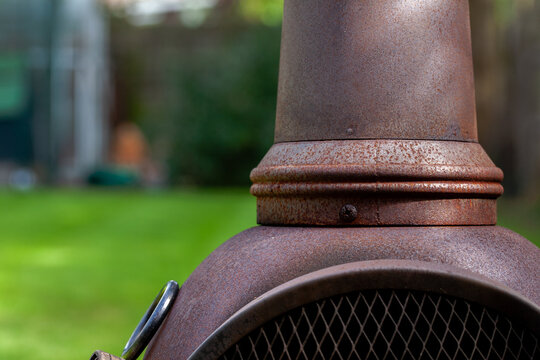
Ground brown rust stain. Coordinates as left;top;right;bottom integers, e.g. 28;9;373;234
251;140;503;225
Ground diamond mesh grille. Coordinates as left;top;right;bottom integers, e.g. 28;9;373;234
219;290;538;360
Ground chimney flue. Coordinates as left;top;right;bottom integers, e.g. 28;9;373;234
275;0;477;142
251;0;502;226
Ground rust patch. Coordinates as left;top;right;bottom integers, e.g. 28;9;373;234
251;140;503;225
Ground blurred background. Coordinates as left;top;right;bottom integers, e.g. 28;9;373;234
0;0;538;359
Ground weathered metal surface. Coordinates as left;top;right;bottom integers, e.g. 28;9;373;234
250;0;501;226
188;260;540;360
256;197;498;225
144;226;540;360
275;0;477;142
252;141;502;183
251;140;503;225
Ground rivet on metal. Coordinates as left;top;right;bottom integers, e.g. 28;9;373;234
339;204;358;222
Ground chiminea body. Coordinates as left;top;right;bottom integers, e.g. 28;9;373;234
144;1;540;359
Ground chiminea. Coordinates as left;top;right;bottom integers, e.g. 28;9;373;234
91;1;540;359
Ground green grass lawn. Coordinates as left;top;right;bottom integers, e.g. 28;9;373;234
0;189;538;360
0;189;256;360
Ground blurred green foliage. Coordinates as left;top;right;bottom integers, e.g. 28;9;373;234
169;26;280;185
111;18;281;186
238;0;284;26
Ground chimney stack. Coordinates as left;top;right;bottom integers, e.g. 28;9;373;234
251;0;503;226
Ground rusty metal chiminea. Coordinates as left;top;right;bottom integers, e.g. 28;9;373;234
92;1;540;359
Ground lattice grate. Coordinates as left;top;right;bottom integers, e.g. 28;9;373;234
220;290;538;360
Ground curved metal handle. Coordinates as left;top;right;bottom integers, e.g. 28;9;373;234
122;280;179;360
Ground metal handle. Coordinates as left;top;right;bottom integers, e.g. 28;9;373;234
122;280;179;360
90;350;125;360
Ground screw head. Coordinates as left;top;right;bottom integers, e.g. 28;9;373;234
339;204;358;222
